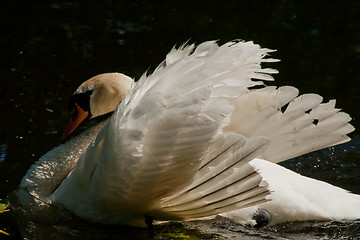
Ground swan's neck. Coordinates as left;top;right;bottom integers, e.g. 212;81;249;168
17;120;108;202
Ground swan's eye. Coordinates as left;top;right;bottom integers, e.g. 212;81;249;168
68;90;93;112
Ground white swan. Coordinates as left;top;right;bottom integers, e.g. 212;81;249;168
17;40;359;228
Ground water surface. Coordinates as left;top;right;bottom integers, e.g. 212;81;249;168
0;1;359;239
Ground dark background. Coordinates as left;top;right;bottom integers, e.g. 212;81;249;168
0;0;359;200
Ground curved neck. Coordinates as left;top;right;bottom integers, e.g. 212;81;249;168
18;120;108;201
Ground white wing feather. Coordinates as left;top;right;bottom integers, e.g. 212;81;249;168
225;86;354;163
52;40;354;226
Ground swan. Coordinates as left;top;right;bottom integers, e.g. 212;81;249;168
16;40;359;228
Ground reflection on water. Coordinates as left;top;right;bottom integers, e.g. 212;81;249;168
0;1;359;239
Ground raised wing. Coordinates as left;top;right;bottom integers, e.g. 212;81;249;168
53;40;278;224
53;40;354;226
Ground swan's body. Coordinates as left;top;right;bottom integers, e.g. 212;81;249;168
17;40;359;227
223;158;360;226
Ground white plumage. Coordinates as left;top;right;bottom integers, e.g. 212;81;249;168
17;40;358;227
223;158;360;225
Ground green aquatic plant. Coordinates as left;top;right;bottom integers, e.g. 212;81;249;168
0;201;10;236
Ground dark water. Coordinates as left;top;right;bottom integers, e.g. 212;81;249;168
0;1;359;239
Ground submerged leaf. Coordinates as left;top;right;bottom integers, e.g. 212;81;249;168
0;203;9;213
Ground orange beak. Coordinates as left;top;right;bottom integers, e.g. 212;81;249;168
61;103;89;142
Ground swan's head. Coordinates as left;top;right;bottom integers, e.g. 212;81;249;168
61;73;133;141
